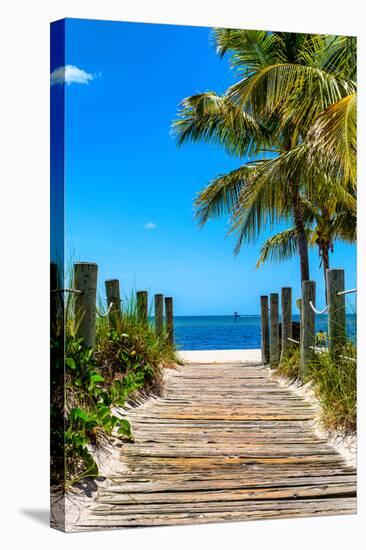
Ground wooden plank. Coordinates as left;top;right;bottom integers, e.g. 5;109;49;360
99;482;356;504
78;498;356;529
106;475;356;494
78;361;356;530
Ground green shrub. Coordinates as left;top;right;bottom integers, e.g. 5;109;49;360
51;292;178;488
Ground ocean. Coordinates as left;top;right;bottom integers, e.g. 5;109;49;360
173;314;356;350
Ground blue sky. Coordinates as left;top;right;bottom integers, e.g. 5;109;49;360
56;18;356;315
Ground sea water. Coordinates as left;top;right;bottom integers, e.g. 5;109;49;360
173;314;356;350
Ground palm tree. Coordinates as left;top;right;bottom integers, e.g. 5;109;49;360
256;198;356;300
173;31;356;282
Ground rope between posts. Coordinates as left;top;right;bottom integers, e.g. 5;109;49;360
287;337;300;345
339;355;357;363
96;302;114;318
309;300;328;314
287;339;356;362
51;288;83;295
337;288;357;296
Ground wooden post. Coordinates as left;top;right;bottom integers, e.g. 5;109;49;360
50;262;58;341
296;297;302;346
269;293;279;367
281;287;292;360
165;297;174;346
105;279;121;327
260;296;270;364
300;280;316;377
74;262;98;349
137;290;148;325
154;294;164;338
326;269;346;359
50;262;58;290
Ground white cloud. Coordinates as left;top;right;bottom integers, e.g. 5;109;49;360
51;65;96;86
144;222;157;230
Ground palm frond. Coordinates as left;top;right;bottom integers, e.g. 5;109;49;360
256;227;310;267
297;34;356;78
226;62;355;133
229;157;295;252
329;210;357;243
307;93;357;186
194;165;252;225
172;91;270;157
243;142;357;211
195;159;292;249
212;29;280;75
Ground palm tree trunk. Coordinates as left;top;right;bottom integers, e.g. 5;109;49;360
290;184;310;282
321;244;330;303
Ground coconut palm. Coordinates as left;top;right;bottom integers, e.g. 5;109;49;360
256;198;356;298
173;30;356;282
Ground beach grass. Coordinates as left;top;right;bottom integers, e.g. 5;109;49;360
307;342;356;433
274;341;356;434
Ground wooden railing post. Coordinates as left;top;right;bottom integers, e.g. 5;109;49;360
154;294;164;338
281;287;292;360
165;297;174;346
50;262;58;341
300;280;316;377
269;293;279;367
105;279;121;327
326;269;346;359
136;290;148;325
74;262;98;349
260;296;270;364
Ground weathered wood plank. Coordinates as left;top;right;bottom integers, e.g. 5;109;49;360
77;362;356;530
79;498;356;528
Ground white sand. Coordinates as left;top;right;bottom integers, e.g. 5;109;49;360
178;349;261;364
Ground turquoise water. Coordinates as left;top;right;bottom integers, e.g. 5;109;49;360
173;315;356;350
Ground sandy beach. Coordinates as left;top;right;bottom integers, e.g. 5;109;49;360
178;349;261;363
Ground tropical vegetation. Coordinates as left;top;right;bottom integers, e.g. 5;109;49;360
173;30;357;283
51;290;176;488
173;29;357;434
256;196;356;296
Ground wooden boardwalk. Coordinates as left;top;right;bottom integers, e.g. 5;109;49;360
79;362;356;529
